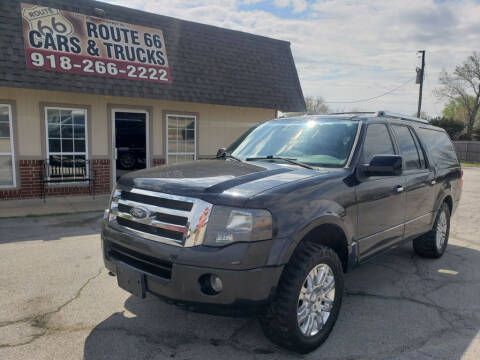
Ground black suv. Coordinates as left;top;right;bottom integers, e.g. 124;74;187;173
102;111;462;353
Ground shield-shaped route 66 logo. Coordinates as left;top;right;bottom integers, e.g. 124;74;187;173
22;4;74;37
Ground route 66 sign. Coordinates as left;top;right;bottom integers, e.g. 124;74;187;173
20;2;171;84
21;4;73;36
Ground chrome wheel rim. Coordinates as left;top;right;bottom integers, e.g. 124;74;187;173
436;211;448;250
297;264;335;337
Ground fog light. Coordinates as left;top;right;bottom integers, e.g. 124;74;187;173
210;275;223;293
199;274;223;295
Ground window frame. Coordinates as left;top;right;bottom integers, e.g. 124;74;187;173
0;104;16;188
44;106;89;182
409;127;429;169
165;113;197;164
391;124;424;171
360;122;397;165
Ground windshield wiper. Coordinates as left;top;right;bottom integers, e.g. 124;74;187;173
246;155;314;170
216;151;242;162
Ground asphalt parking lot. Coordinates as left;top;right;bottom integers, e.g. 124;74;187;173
1;168;479;360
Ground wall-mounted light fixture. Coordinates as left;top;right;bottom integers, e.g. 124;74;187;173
93;8;105;17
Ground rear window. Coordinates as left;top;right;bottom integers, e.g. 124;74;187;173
417;128;458;168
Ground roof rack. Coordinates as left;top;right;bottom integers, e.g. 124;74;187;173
375;111;429;124
325;111;429;124
328;112;376;116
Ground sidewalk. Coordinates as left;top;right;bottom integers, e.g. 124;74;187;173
0;195;110;218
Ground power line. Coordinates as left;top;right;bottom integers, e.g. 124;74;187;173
323;76;416;104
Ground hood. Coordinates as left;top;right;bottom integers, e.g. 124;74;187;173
118;159;330;206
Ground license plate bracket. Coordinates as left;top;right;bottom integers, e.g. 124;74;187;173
116;261;146;298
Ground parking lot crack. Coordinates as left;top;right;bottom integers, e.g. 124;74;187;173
346;290;476;332
0;268;103;348
40;268;103;321
0;329;47;349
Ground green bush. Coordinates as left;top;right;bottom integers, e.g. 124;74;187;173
458;133;472;140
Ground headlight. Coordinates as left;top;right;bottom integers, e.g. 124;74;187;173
107;187;121;222
203;206;272;247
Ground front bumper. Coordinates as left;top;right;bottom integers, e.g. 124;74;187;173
102;223;283;315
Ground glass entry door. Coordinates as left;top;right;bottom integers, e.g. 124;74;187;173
113;110;148;181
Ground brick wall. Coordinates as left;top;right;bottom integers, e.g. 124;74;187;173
0;159;111;200
152;159;166;166
92;159;111;195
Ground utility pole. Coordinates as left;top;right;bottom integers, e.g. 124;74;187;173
416;50;425;118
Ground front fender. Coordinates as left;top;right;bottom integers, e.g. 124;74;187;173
267;205;355;267
247;173;358;269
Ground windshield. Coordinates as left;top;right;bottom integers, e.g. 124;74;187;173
229;118;359;168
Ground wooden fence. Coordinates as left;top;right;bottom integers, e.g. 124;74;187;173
453;141;480;163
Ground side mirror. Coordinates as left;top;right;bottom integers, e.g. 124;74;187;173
361;155;402;176
216;148;226;158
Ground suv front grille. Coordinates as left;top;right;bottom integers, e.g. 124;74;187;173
111;188;213;247
117;203;188;226
121;191;193;211
117;217;185;241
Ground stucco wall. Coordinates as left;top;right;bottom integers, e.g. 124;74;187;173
0;87;275;160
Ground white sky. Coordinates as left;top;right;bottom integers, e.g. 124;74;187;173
103;0;480;116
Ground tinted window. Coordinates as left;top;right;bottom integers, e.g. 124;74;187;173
227;124;259;153
392;125;422;170
417;128;458;168
361;124;395;163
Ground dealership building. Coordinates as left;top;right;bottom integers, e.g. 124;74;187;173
0;0;304;200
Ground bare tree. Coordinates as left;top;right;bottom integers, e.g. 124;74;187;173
304;96;330;115
435;52;480;139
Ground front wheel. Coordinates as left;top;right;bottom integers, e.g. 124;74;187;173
413;203;451;258
258;243;344;353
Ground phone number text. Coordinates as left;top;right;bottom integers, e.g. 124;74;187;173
27;51;171;83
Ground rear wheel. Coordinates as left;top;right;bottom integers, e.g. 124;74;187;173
258;243;344;353
413;203;450;258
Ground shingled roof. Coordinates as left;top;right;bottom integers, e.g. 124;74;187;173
0;0;305;112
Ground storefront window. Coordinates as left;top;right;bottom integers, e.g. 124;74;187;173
166;114;196;164
0;105;15;188
45;107;88;181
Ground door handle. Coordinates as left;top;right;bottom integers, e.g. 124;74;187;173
395;185;404;193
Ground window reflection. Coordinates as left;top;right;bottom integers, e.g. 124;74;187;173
231;118;359;167
46;108;87;181
166;115;196;164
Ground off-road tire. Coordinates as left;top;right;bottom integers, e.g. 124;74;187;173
413;203;451;258
258;242;344;353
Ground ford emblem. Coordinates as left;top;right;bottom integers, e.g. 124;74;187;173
130;206;150;220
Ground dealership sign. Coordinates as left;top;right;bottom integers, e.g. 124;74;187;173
21;3;171;83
